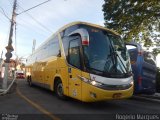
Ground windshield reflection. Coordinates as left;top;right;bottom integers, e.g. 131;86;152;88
82;26;131;78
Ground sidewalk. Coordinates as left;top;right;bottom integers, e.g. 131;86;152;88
0;80;54;120
154;93;160;97
0;77;17;94
137;92;160;100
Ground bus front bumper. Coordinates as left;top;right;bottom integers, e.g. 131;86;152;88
81;82;134;102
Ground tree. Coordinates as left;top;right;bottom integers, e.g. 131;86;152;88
102;0;160;54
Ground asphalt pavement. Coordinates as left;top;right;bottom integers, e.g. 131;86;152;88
0;79;160;120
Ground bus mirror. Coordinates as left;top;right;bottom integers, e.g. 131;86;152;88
68;28;89;46
82;37;89;46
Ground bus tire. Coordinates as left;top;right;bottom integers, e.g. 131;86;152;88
55;80;66;99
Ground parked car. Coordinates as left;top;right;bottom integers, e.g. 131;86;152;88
16;73;25;79
126;42;157;94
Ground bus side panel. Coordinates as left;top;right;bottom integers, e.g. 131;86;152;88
134;54;143;93
25;66;32;78
57;33;69;96
133;54;156;94
44;58;57;90
32;63;38;83
56;57;69;96
141;62;157;94
36;62;44;85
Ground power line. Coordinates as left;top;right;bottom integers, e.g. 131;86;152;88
17;2;53;33
0;7;11;21
25;12;53;33
18;0;51;15
7;0;13;7
16;18;49;38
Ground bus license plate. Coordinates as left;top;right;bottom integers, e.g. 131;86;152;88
112;93;122;99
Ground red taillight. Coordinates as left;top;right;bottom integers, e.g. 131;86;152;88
82;39;89;45
138;52;143;55
138;76;142;86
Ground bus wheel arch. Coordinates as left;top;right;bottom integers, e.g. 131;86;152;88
54;77;66;99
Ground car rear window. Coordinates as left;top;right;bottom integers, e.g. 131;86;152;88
126;45;138;62
128;49;138;61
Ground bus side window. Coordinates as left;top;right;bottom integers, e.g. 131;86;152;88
48;36;60;57
68;36;81;69
143;52;156;65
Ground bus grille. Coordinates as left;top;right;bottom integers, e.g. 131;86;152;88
99;84;132;90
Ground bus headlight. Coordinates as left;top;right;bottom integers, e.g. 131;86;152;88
90;80;103;86
130;81;134;85
78;75;103;87
78;75;133;90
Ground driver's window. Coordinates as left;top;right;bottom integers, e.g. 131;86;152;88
68;36;81;69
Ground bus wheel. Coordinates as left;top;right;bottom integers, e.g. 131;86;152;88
28;76;32;87
55;80;65;99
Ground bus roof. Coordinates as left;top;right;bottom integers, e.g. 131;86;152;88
57;21;119;36
30;21;120;56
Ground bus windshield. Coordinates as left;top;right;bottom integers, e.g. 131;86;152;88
82;26;131;78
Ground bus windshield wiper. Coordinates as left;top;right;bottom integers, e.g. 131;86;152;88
116;51;128;73
106;36;128;74
87;66;112;77
87;66;103;74
103;44;118;73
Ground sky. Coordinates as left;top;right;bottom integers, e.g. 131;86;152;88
0;0;160;67
0;0;104;56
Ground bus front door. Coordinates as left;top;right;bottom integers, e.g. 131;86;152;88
68;36;82;100
68;67;82;100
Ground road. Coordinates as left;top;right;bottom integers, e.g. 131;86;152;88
0;79;160;120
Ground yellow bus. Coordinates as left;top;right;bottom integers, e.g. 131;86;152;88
25;21;133;102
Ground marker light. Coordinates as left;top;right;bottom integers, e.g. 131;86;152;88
138;51;143;55
82;40;89;45
78;75;103;87
82;36;89;45
138;76;142;86
130;81;134;85
91;80;103;86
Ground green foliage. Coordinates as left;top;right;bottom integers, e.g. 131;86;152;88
102;0;160;53
152;48;160;56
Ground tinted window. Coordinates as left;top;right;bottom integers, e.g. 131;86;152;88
62;37;69;57
126;45;138;62
68;37;81;69
83;28;111;71
31;36;60;62
143;52;156;65
128;49;138;61
48;36;60;56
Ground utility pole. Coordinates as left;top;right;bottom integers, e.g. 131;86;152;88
2;0;51;90
0;51;3;78
2;0;17;89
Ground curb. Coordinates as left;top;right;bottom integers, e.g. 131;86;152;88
132;95;160;103
0;78;17;95
136;93;160;100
